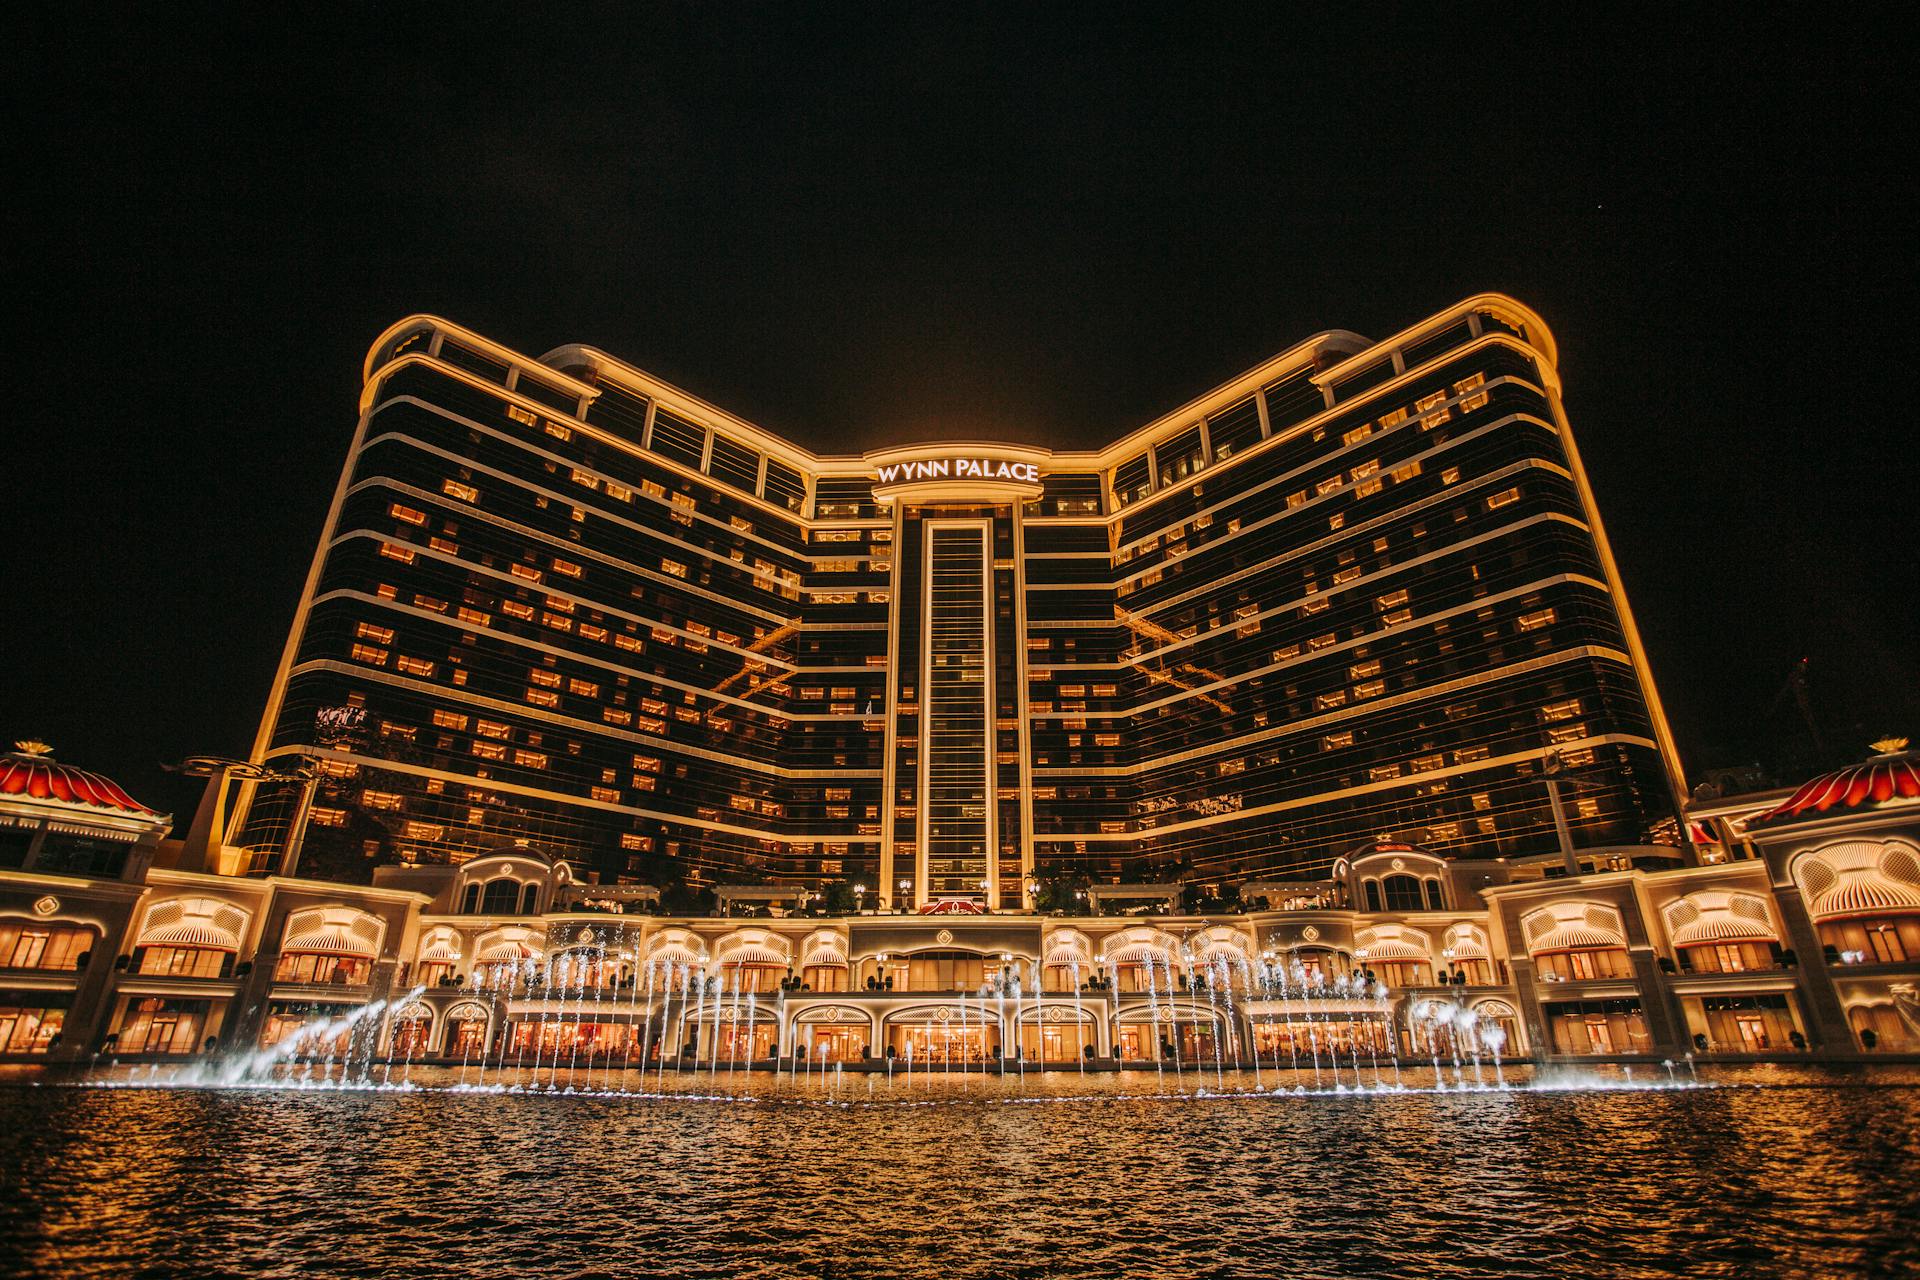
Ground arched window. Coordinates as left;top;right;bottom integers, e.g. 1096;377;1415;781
1382;874;1425;912
1424;879;1446;911
461;884;481;914
1364;880;1383;912
519;882;540;914
480;879;519;914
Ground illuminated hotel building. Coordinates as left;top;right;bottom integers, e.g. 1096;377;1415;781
234;294;1686;904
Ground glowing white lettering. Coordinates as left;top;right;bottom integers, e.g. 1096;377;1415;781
873;457;1041;486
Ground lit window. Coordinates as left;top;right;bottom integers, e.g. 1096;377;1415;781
396;656;435;677
1375;589;1409;610
526;689;560;708
1342;423;1374;446
662;560;688;579
356;621;394;643
1518;607;1557;632
551;558;583;578
605;481;632;502
476;720;511;739
569;678;599;697
1542;699;1582;722
443;480;479;502
500;600;534;620
378;543;415;564
510;564;542;582
571;469;600;490
361;790;403;811
350;643;388;665
1488;487;1522;509
1391;460;1422;483
432;710;468;730
389;502;428;526
592;786;620;803
1323;731;1354;750
529;669;562;688
506;405;537;426
1415;390;1451;428
1454;373;1489;411
1369;764;1402;782
472;739;507;761
514;750;548;769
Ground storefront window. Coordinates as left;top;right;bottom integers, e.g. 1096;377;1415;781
117;998;210;1054
136;945;232;979
1535;947;1633;981
273;951;372;985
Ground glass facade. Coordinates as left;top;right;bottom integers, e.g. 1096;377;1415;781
238;297;1681;897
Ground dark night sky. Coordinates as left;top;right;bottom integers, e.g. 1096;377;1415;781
4;6;1911;827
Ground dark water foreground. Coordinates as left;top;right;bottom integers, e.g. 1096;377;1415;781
1;1064;1916;1279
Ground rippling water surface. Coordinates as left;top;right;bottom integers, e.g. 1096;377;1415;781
2;1064;1916;1279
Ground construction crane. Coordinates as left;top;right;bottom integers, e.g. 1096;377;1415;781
1115;608;1232;713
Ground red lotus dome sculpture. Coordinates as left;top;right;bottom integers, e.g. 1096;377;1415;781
0;741;161;816
1755;742;1920;825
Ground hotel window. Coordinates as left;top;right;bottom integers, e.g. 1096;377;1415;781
1454;373;1489;411
378;543;415;564
513;750;548;769
1273;644;1302;661
361;790;402;811
568;678;600;697
1342;423;1374;446
1487;487;1521;510
432;709;468;730
1308;633;1337;651
388;502;428;526
570;469;600;490
507;404;538;426
662;559;688;579
350;643;388;665
500;600;534;620
510;564;542;582
356;621;394;643
1353;680;1384;699
395;656;435;677
1415;391;1451;428
1333;565;1363;584
1323;731;1353;750
1441;467;1461;485
472;741;508;762
1542;699;1582;722
604;480;632;502
551;558;583;578
1349;659;1381;679
529;668;562;688
614;632;643;652
1391;460;1422;483
1234;604;1261;636
1518;607;1556;632
475;719;511;739
1315;476;1344;497
413;594;448;614
1315;690;1348;711
527;689;560;709
1375;589;1409;611
544;421;572;441
579;623;608;642
1286;490;1308;509
1456;744;1490;764
1379;406;1409;430
603;708;632;726
2;923;96;971
1370;764;1403;782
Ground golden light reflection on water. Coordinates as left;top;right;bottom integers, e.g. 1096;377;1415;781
3;1065;1918;1279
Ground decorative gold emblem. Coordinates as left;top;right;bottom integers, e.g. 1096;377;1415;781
33;895;60;917
935;928;954;945
1301;925;1321;942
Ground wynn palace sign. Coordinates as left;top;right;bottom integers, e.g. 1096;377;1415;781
873;457;1041;485
864;444;1051;503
